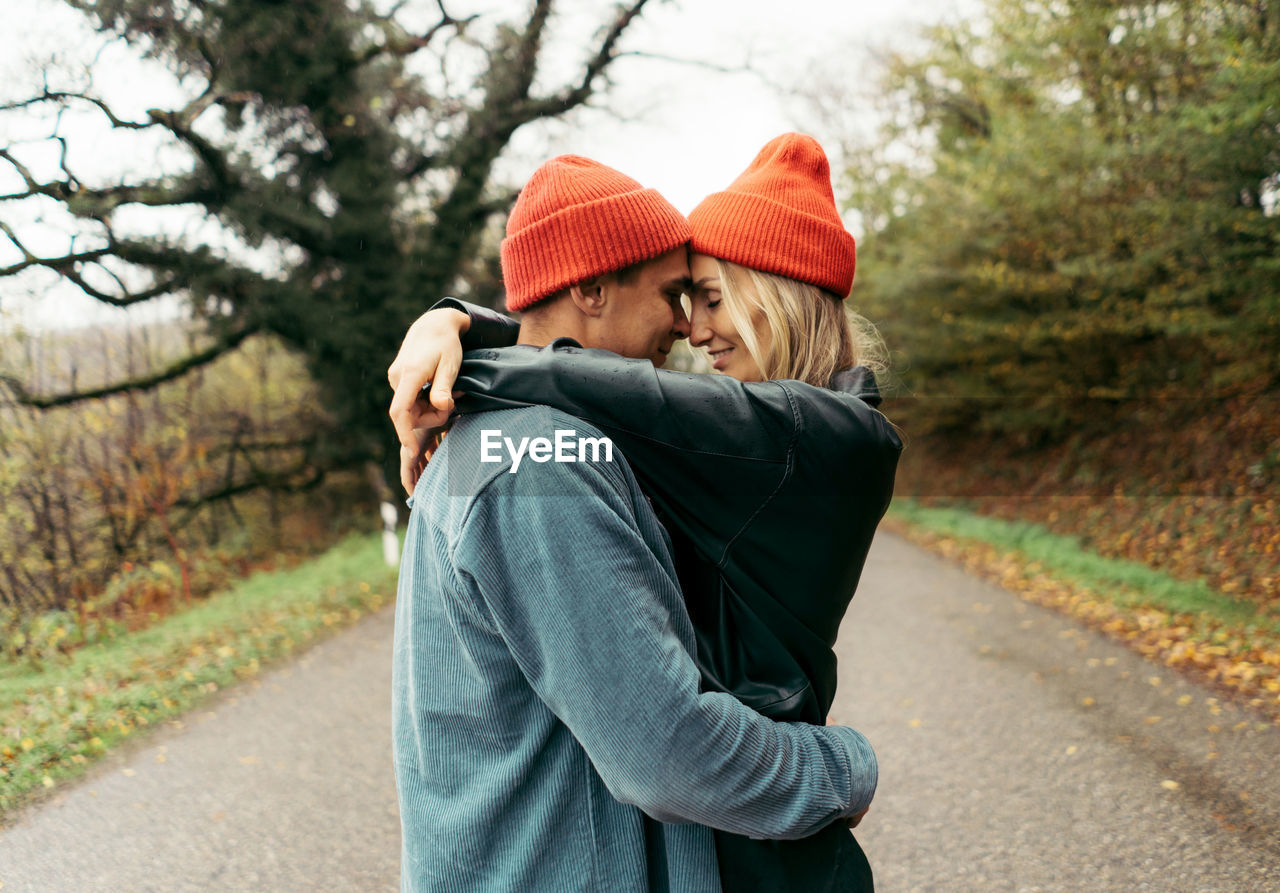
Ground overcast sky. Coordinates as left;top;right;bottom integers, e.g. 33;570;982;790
0;0;978;333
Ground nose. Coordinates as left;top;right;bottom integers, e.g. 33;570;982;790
671;301;691;341
688;304;711;347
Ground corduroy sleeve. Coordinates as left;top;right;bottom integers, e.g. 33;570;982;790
450;451;877;839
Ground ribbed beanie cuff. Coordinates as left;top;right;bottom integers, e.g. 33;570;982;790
688;133;856;298
500;156;691;312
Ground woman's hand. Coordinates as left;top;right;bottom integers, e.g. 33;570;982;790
388;307;469;452
847;805;870;830
400;427;436;496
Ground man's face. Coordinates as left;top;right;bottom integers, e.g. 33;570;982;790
595;247;692;366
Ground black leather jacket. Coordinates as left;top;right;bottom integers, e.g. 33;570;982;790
439;299;902;725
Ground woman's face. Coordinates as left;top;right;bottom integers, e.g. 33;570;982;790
687;253;768;382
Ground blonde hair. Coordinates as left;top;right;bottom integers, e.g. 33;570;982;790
716;259;887;387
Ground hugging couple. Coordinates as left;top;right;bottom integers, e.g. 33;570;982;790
385;133;902;892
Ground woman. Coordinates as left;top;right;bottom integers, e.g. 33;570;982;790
389;133;900;891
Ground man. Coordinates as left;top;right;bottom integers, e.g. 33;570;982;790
391;155;876;891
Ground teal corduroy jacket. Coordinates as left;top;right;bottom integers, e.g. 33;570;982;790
392;406;877;892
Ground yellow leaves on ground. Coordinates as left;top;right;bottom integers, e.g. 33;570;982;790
894;524;1280;724
1161;780;1180;791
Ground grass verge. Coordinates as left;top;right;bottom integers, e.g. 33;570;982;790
887;499;1280;723
0;530;399;823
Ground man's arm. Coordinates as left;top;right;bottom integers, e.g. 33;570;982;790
452;447;876;839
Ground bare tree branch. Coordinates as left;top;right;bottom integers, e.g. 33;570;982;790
172;463;328;510
0;148;66;203
203;435;320;462
615;50;756;76
0;233;110;277
0;90;157;130
510;0;652;125
146;106;235;190
358;1;481;64
52;262;185;307
0;324;259;409
0;218;209;306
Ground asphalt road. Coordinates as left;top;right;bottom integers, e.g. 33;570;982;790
1;532;1277;892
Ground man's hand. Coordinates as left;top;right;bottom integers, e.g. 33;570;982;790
387;307;470;452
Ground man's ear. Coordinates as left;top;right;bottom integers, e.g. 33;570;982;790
566;276;608;317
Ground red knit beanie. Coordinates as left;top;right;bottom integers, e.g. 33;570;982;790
500;155;691;312
688;133;856;298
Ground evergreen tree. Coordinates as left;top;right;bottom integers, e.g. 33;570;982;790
1;0;661;496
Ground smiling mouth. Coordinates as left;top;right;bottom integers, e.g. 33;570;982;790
708;348;733;361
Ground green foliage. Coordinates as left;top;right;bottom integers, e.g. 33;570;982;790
891;498;1275;630
846;0;1280;440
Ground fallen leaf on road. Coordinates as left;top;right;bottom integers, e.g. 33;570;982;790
908;719;922;728
1065;746;1077;755
121;768;136;777
239;755;260;765
1177;695;1192;706
1081;697;1096;707
1161;780;1180;791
